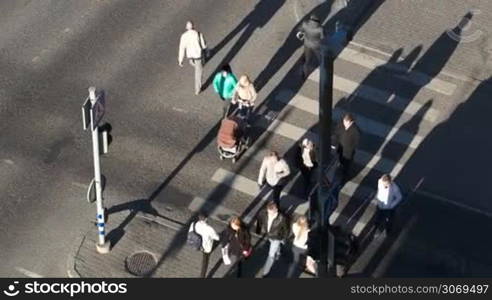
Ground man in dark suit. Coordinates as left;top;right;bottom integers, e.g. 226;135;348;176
334;113;361;182
256;201;289;277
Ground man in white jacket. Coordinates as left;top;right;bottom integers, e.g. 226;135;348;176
375;174;403;236
190;214;219;277
178;21;207;95
257;151;291;206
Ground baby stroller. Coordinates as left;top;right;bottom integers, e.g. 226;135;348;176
217;113;250;163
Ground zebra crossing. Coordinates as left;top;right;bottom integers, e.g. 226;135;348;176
187;43;458;240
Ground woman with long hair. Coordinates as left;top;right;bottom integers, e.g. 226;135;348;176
220;216;252;277
287;216;310;278
231;75;257;120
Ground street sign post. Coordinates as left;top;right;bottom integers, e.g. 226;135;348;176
85;86;110;254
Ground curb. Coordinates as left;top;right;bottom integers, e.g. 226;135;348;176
66;233;87;278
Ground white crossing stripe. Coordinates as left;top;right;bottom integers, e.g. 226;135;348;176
188;197;237;220
338;47;457;96
275;90;425;148
351;200;377;237
308;71;440;123
258;118;407;176
257;117;416;234
15;267;43;278
238;142;374;224
211;168;309;220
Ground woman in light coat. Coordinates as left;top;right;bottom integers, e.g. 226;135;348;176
232;75;257;120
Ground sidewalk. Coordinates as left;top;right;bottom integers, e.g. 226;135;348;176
67;205;314;278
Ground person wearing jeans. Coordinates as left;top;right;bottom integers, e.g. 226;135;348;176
287;216;310;278
257;151;291;206
255;201;288;277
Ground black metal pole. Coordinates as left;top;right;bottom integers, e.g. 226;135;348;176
317;41;335;277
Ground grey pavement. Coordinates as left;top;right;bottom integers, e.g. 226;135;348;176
2;0;492;278
70;206;315;278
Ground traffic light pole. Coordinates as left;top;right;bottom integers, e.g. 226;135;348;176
88;87;110;254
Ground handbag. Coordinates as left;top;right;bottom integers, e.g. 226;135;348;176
221;245;231;265
242;245;253;258
197;31;210;62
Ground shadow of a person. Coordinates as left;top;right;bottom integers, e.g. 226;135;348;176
202;0;287;90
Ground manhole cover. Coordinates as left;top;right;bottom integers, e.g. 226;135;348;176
125;252;157;277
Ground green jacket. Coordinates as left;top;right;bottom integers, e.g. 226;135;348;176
213;72;238;100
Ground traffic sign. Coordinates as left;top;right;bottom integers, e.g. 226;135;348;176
91;91;105;130
82;97;91;130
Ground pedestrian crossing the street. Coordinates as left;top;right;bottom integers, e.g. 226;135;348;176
187;43;458;245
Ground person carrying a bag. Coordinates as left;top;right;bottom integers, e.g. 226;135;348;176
220;216;252;278
188;214;220;278
178;21;208;95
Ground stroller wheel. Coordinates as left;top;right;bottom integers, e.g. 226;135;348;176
220;155;224;160
232;158;237;164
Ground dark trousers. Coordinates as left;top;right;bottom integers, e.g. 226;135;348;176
237;105;252;121
339;155;354;182
267;183;284;206
201;252;210;278
287;245;307;278
302;46;320;78
227;255;243;278
300;163;317;195
375;208;395;234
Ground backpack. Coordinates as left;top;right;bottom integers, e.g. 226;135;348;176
187;222;202;251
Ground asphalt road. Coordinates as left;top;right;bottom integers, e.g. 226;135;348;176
1;0;492;278
0;0;297;277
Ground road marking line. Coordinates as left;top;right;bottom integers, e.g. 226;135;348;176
172;107;187;113
276;90;426;147
257;118;417;235
15;267;43;278
211;168;308;221
188;197;236;220
308;71;440;122
3;159;14;165
372;216;418;277
337;47;457;96
238;141;375;223
293;0;301;22
352;200;377;237
415;189;492;219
